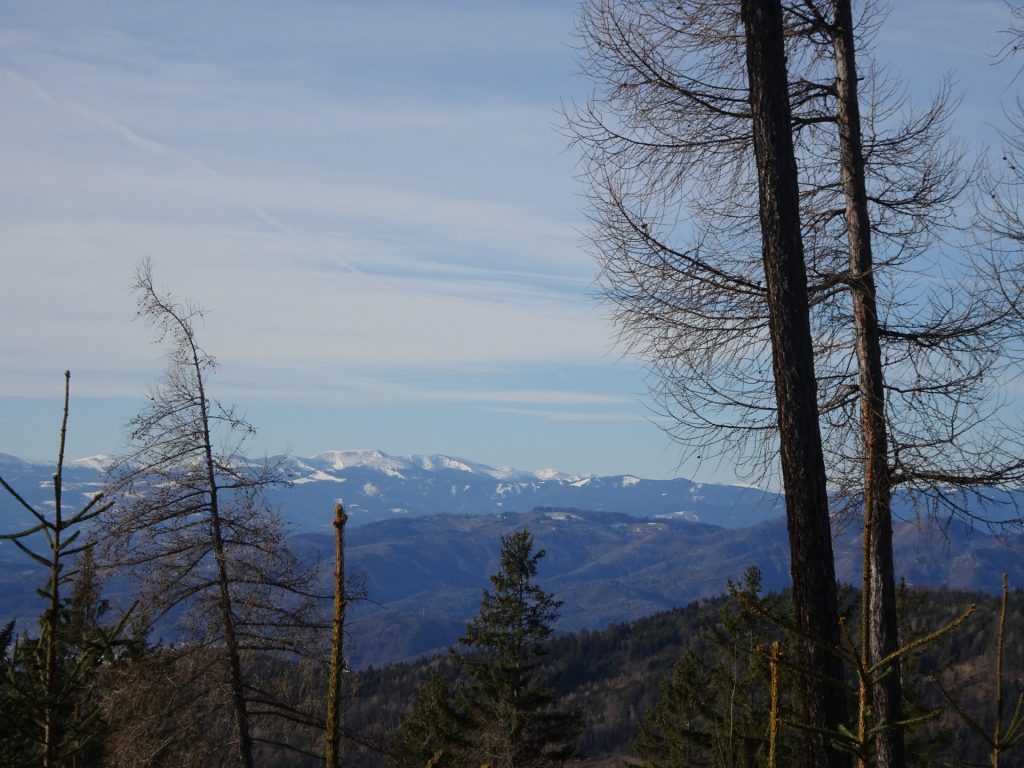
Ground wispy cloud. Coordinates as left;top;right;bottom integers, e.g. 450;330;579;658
0;5;604;407
400;388;632;406
1;0;1003;485
489;406;646;423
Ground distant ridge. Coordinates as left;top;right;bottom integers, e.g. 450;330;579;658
275;448;786;530
311;506;1024;668
0;449;787;532
3;446;1024;669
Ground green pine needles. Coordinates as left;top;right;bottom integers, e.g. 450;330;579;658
394;529;580;768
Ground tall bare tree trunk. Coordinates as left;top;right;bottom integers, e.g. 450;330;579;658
740;2;849;766
326;503;349;768
42;372;71;768
195;355;253;768
829;3;904;765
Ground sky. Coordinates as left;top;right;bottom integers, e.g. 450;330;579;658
0;0;1019;482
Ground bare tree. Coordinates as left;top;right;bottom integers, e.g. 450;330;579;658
810;7;1024;762
96;647;235;768
570;2;1024;766
978;4;1024;331
803;3;904;763
740;3;849;765
326;503;349;768
100;262;324;768
569;0;1012;497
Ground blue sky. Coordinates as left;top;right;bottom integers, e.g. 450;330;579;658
0;0;1018;482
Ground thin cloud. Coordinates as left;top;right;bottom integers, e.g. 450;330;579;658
404;389;633;406
489;407;646;423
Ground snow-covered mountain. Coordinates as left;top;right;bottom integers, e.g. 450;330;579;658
3;450;1023;669
0;448;785;533
261;449;785;532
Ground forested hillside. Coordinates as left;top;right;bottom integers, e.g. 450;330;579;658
234;584;1024;767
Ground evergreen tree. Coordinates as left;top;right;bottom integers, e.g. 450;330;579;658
453;529;579;768
630;568;795;768
0;373;132;768
391;672;467;768
0;619;34;766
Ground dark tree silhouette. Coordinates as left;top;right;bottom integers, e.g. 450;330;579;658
453;530;579;768
569;3;1024;764
740;1;848;763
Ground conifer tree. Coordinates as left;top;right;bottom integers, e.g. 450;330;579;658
0;373;133;768
630;568;795;768
391;672;467;768
452;529;579;768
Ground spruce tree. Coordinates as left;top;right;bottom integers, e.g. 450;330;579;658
391;672;467;768
0;373;132;768
631;568;795;768
453;529;579;768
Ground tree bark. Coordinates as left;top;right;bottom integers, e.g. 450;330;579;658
326;503;349;768
740;2;849;766
829;2;904;766
195;349;253;768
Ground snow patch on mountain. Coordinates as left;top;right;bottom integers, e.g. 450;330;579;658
547;511;582;521
491;465;525;480
316;449;400;473
499;481;535;496
69;455;116;472
311;449;528;482
293;471;346;485
440;457;473;473
657;510;701;522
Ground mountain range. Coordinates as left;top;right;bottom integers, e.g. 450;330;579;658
328;506;1024;667
0;448;786;532
2;450;1023;669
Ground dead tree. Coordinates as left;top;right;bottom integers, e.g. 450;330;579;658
100;262;323;768
569;0;1016;498
798;1;905;763
570;4;1024;763
812;5;1024;760
979;4;1024;337
740;1;848;764
326;502;348;768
